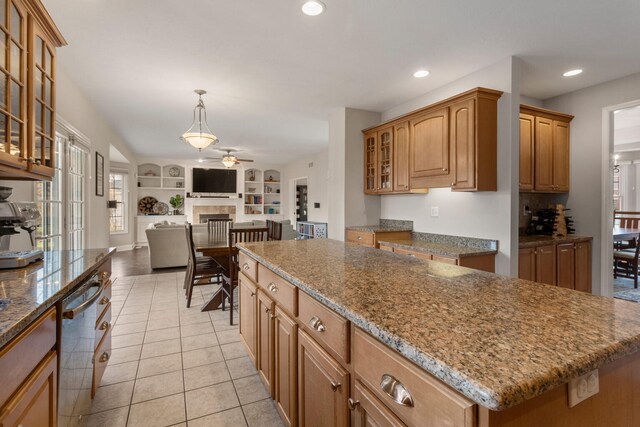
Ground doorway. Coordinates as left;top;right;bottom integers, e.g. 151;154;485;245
289;176;308;228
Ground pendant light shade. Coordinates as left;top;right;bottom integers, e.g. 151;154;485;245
181;89;218;151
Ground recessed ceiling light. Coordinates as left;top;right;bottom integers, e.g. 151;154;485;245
198;158;203;163
302;1;325;16
563;69;583;77
413;70;430;78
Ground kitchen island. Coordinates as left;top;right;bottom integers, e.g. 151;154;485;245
238;239;640;426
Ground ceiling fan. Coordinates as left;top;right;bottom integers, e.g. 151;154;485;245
204;149;254;168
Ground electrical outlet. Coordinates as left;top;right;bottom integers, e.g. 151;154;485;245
430;207;439;217
568;370;599;407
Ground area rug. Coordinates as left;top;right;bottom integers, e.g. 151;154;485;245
613;277;640;302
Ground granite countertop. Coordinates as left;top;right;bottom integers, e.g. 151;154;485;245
519;235;593;248
378;239;498;258
0;248;116;347
238;239;640;411
346;225;413;233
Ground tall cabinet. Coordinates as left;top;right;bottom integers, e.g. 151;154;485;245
0;0;65;180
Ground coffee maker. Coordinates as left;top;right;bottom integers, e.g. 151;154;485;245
0;186;44;269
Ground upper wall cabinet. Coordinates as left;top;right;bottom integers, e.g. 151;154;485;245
0;0;65;180
362;87;502;194
519;105;574;193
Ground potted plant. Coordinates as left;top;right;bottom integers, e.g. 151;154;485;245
169;194;184;215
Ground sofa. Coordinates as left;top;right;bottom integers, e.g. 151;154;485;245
145;220;297;269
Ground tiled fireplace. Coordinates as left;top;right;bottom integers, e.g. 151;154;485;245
192;205;236;223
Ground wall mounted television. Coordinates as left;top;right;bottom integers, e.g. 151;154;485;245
192;168;237;193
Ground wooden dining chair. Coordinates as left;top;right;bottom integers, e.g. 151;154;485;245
219;227;268;324
208;218;232;236
184;223;224;308
267;220;283;241
614;243;640;288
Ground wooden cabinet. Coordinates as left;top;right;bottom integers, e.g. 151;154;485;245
393;121;410;192
409;107;450;179
518;240;592;292
363;88;502;194
520;105;573;193
351;380;406;427
345;229;411;249
0;0;64;180
298;329;349;427
257;290;275;395
388;246;496;273
274;307;297;427
239;274;258;364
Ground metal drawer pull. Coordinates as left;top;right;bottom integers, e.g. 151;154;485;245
99;296;110;305
348;398;360;410
242;263;250;271
99;352;110;363
380;374;414;407
99;321;109;331
357;236;362;240
330;380;341;391
309;316;326;332
268;283;278;293
99;271;111;281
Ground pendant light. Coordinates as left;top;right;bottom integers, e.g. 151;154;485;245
222;154;237;168
181;89;218;151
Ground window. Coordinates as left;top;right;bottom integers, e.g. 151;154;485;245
35;137;63;251
68;144;86;250
109;172;128;233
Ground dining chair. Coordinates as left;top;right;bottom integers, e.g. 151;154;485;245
184;222;224;307
219;227;268;324
208;218;233;236
613;243;640;288
267;220;283;241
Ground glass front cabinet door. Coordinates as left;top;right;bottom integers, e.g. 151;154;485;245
364;131;377;194
376;127;393;193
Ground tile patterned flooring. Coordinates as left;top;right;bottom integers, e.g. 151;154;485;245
85;272;284;427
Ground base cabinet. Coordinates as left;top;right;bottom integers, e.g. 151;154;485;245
298;330;349;427
239;276;258;364
535;245;557;286
274;307;298;427
257;290;275;395
351;380;406;427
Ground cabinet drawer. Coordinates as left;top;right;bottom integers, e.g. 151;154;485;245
379;244;394;252
0;306;56;407
353;328;476;427
431;255;458;265
353;380;406;427
347;230;375;247
95;278;112;326
239;252;258;283
258;265;298;316
93;327;112;397
95;303;112;351
298;291;349;364
394;248;432;261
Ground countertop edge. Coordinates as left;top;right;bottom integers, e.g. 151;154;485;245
377;240;499;258
238;244;640;411
345;226;413;233
0;248;116;348
518;235;593;248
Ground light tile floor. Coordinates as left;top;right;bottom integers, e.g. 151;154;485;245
84;272;284;427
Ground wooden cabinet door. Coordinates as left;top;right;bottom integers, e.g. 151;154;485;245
239;275;258;364
298;329;349;427
553;120;570;192
534;117;554;191
257;290;275;396
519;114;535;191
0;351;57;427
556;243;575;289
518;247;536;281
450;98;476;190
393;121;410;192
535;245;557;285
351;380;405;427
409;107;449;178
364;131;377;194
377;127;393;193
574;241;592;293
274;307;298;427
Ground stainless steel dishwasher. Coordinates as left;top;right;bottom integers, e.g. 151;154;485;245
58;271;107;427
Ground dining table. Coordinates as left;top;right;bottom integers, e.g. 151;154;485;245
613;227;640;241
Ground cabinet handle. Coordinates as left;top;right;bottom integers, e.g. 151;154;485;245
380;374;414;407
330;380;341;391
99;296;109;305
250;292;255;297
242;263;250;271
35;159;41;165
442;168;448;172
357;236;362;240
407;253;415;257
267;283;278;293
265;307;270;313
100;271;111;281
347;398;360;410
99;321;109;331
99;352;110;363
309;316;326;332
270;313;277;319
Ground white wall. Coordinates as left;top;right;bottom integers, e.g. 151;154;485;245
380;58;520;275
281;150;329;224
520;95;544;108
543;71;640;295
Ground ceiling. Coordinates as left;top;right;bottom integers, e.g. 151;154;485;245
42;0;640;164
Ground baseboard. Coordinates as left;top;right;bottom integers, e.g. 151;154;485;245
115;243;135;251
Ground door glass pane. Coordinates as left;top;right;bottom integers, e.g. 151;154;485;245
0;75;5;109
44;76;51;105
45;46;51;74
9;117;19;150
35;70;42;100
9;2;19;42
0;33;5;69
43;136;50;166
0;0;5;29
45;108;51;136
35;37;42;68
34;101;41;131
50;203;60;235
9;39;18;77
9;77;18;113
0;113;5;148
34;128;41;156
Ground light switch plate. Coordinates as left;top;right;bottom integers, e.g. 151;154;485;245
430;207;439;217
568;369;599;407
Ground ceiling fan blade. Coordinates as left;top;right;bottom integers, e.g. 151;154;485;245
236;158;254;162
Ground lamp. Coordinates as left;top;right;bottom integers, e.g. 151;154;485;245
222;154;237;168
181;89;218;151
